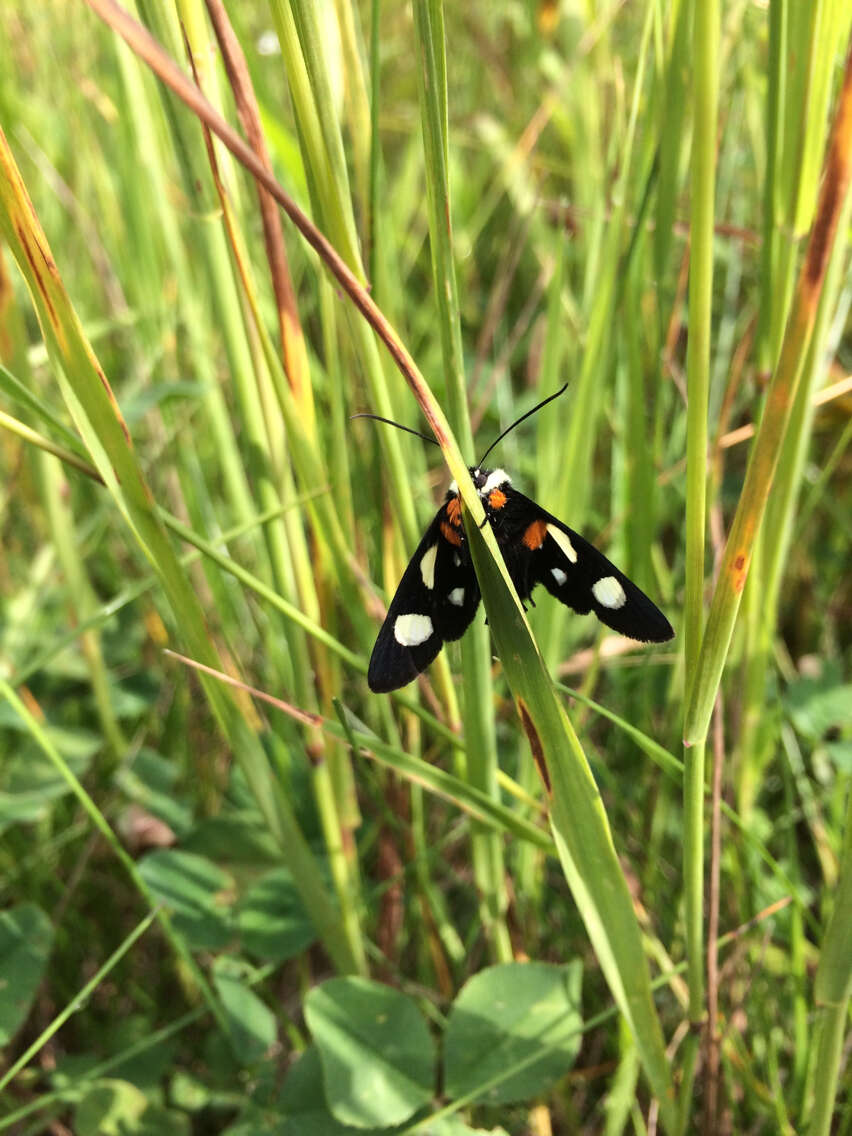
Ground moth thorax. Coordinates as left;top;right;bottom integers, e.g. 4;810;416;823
472;468;510;496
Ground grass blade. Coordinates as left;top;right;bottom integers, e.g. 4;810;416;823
685;41;852;745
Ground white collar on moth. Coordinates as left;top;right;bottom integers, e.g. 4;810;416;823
447;469;511;498
479;469;510;495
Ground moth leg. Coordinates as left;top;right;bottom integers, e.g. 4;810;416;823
521;561;536;607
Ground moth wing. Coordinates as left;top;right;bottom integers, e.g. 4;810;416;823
431;532;480;642
367;508;479;693
514;497;674;643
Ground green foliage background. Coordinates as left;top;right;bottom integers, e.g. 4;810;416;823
0;1;850;1132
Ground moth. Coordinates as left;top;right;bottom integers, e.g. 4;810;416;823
359;389;674;693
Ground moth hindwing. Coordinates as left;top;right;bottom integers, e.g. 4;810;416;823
367;493;480;693
368;467;674;692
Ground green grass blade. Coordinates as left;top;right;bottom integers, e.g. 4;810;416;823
0;124;357;975
808;791;852;1133
0;909;157;1095
0;677;226;1030
684;49;852;744
680;0;719;1110
463;517;676;1131
412;0;509;961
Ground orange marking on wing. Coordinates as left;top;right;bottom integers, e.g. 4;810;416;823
445;496;462;526
488;489;507;510
441;521;463;546
522;519;548;550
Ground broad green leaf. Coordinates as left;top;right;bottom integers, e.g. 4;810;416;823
138;850;235;950
304;977;435;1128
74;1079;190;1136
443;961;582;1106
169;1069;236;1114
222;1108;291;1136
182;813;282;867
106;678;158;720
279;1045;396;1135
114;748;193;838
0;728;100;832
464;516;676;1128
237;867;317;963
0;904;54;1045
277;1046;469;1135
788;682;852;740
0;715;100;759
0;787;69;834
825;741;852;773
96;1015;179;1090
213;956;277;1065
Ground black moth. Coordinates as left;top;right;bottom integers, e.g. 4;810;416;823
360;389;675;693
367;466;674;692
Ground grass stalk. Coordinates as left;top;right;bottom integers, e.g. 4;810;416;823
807;789;852;1132
0;400;466;754
3;4;849;1129
0;910;157;1096
110;30;257;526
0;123;358;975
166;654;555;852
684;38;852;744
38;451;127;763
0;678;226;1030
181;7;366;929
680;1;719;1111
272;0;419;551
541;0;656;666
182;17;368;967
412;0;510;962
465;516;676;1130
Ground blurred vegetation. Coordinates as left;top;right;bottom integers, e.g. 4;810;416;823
0;1;850;1133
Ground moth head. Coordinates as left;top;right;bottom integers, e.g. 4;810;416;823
471;467;510;496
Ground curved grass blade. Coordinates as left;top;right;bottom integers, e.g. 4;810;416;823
464;518;677;1131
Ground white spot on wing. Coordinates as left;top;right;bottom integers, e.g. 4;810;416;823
547;524;578;563
420;544;438;589
592;575;627;610
551;567;567;585
394;613;434;646
448;587;465;606
480;469;511;496
453;553;461;567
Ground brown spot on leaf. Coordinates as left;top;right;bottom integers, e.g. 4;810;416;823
15;221;58;330
30;229;58;276
93;364;132;445
731;551;749;592
805;43;852;288
306;739;325;766
518;699;550;794
806;153;840;287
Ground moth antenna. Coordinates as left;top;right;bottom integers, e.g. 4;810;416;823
477;381;570;467
350;413;440;447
